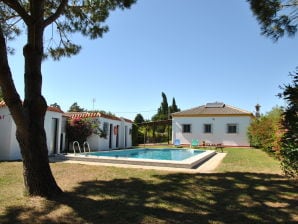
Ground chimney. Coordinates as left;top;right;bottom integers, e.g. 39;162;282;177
255;104;261;118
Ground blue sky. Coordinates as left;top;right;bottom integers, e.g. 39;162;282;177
8;0;298;120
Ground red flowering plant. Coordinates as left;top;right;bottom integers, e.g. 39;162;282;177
66;118;104;145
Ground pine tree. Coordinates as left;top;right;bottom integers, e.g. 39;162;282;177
0;0;136;198
248;0;298;41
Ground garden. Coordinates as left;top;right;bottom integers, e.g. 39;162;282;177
0;148;297;224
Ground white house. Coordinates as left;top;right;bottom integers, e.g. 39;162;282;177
64;112;133;151
0;101;63;160
172;102;254;147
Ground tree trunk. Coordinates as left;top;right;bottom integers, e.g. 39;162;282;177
17;15;63;197
17;117;62;197
0;6;62;198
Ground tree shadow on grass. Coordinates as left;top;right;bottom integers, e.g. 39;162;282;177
1;172;297;224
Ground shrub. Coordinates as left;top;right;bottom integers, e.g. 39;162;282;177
66;118;93;145
279;71;298;177
66;118;104;145
247;107;283;155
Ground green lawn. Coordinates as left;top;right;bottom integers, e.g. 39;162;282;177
215;148;283;173
0;148;297;224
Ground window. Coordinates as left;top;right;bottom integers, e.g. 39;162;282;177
204;124;212;133
182;124;191;133
227;124;238;134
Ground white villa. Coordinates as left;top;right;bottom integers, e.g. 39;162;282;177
0;101;64;160
0;101;133;160
64;112;133;151
172;102;254;147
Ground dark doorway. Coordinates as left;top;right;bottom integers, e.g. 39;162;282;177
125;126;127;148
51;118;59;154
116;125;119;148
109;124;113;149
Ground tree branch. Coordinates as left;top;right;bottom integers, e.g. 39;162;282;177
43;0;68;28
1;0;31;24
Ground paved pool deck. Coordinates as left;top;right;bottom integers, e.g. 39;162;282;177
50;152;227;173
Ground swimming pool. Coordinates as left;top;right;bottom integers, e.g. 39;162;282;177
87;148;204;161
63;148;216;169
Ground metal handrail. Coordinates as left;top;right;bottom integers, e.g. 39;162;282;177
72;141;81;155
83;141;91;153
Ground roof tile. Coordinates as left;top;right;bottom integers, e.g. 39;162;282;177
0;100;64;113
65;112;122;121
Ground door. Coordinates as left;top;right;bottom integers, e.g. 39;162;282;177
116;125;119;148
124;126;127;148
51;118;59;154
109;124;113;149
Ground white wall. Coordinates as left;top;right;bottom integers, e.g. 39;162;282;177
0;108;62;160
0;107;15;160
120;119;132;148
86;117;132;151
44;111;63;154
9;119;20;159
172;116;252;146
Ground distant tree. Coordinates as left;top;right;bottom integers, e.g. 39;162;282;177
50;102;61;110
152;92;169;121
169;97;180;116
248;0;298;41
170;98;179;112
68;102;86;112
278;71;298;177
0;0;136;197
150;92;177;143
131;123;139;146
134;113;145;124
247;106;283;154
132;114;145;145
160;92;169;119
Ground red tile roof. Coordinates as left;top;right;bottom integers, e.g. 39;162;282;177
47;106;64;113
0;101;64;113
64;112;120;121
0;101;132;122
65;112;133;123
122;118;133;123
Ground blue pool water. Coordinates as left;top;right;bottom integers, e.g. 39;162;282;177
87;148;204;161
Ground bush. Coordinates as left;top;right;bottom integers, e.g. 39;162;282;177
66;118;93;145
280;140;298;177
66;117;105;145
247;107;283;155
279;71;298;177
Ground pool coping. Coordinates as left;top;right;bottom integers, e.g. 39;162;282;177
59;149;217;169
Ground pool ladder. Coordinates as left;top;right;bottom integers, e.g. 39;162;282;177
72;141;91;155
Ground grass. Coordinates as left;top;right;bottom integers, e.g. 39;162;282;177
215;148;283;173
0;148;297;224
